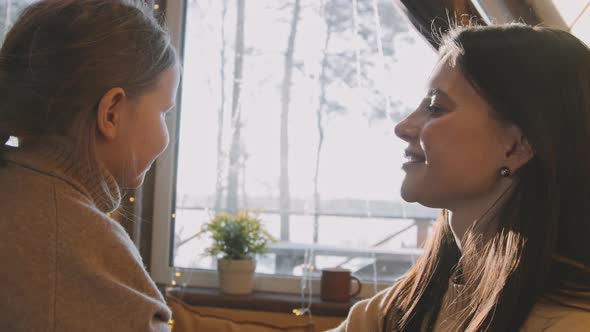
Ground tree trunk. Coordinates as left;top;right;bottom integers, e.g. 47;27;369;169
226;0;245;214
313;19;332;245
279;0;301;242
214;0;229;213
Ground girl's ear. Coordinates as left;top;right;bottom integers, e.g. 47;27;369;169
96;87;126;141
503;125;534;173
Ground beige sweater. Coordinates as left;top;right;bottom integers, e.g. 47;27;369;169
331;281;590;332
0;137;171;331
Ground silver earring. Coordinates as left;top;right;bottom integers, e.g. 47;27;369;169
499;166;511;177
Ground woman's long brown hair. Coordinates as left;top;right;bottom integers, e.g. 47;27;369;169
383;24;590;331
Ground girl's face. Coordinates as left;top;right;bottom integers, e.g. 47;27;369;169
394;56;513;209
111;66;180;188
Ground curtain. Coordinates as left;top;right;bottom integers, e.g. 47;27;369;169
471;0;540;26
394;0;484;49
394;0;543;49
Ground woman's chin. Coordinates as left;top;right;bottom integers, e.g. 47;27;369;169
400;185;418;203
401;186;444;209
400;176;421;202
400;180;439;208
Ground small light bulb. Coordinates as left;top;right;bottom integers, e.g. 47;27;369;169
154;4;160;10
175;272;181;277
172;280;177;286
294;308;309;316
129;197;135;203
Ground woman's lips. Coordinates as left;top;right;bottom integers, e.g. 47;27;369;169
404;150;426;163
402;150;426;170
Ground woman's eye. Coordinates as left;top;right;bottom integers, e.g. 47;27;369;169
426;105;445;115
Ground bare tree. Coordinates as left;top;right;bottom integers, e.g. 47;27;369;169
312;7;333;245
226;0;245;214
279;0;301;241
214;0;229;213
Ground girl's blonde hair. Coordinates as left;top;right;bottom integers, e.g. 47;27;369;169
0;0;178;173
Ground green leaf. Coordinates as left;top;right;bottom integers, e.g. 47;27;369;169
198;210;277;260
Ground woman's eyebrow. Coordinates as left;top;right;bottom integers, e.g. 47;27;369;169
427;88;456;107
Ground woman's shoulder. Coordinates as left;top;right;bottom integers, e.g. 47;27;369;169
523;297;590;332
328;285;398;331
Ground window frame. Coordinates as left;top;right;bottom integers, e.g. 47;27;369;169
150;0;185;289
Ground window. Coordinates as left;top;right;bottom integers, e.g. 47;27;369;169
549;0;590;44
0;0;38;40
478;0;590;45
0;1;38;149
151;0;439;297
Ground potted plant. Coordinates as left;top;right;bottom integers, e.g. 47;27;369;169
200;211;276;294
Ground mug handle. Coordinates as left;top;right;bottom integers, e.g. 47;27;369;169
350;275;362;298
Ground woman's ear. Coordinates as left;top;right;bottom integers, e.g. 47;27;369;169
503;125;534;173
96;87;126;141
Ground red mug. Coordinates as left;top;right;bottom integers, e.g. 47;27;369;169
320;268;362;302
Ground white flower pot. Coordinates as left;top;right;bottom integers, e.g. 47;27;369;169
217;258;256;295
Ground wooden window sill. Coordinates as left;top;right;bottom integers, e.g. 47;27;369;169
165;286;358;317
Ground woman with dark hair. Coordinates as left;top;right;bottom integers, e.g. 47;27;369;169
0;0;179;331
333;24;590;331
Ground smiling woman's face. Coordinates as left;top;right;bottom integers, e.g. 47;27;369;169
394;56;511;209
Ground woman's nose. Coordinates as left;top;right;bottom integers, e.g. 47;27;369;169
394;111;421;142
